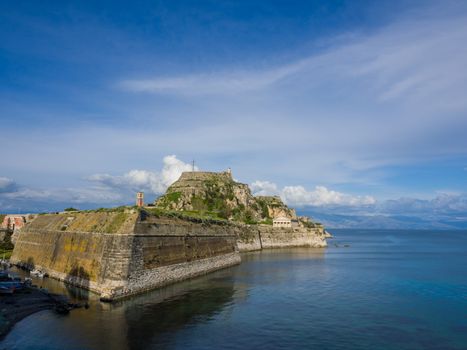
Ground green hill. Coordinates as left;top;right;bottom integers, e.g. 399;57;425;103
154;171;297;224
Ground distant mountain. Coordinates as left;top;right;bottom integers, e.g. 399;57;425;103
297;209;467;230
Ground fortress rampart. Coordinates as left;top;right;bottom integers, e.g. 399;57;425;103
10;211;240;301
176;171;233;182
10;209;326;301
235;225;327;251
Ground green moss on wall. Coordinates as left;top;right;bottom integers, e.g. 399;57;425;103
106;212;129;233
142;208;230;225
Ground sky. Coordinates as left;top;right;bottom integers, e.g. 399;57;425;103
1;0;467;228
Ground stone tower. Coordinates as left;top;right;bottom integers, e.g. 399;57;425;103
136;192;144;207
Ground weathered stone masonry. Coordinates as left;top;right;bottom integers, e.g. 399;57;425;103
11;211;241;301
11;210;326;301
235;225;327;252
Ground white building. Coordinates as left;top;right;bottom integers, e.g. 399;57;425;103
273;216;292;228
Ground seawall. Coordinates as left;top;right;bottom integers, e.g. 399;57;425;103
10;210;327;300
10;211;241;301
235;225;327;252
258;226;327;249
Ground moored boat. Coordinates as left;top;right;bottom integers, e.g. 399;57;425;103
0;271;26;291
30;269;47;278
0;285;15;294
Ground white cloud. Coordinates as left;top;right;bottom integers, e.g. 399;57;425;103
87;170;163;194
87;155;196;194
250;180;279;196
251;180;376;207
0;155;195;207
160;155;196;187
119;13;467;112
382;193;467;215
2;6;467;218
2;186;122;204
118;62;306;95
5;9;467;193
106;9;467;188
282;185;376;207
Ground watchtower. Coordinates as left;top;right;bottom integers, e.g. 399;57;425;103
136;192;144;207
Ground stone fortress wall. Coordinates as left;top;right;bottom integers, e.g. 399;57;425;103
258;226;326;249
176;171;233;182
10;211;241;301
235;225;326;251
11;211;326;300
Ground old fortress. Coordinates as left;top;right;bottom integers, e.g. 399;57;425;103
9;169;327;301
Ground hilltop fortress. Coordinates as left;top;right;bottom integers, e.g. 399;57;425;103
156;170;301;224
11;170;327;301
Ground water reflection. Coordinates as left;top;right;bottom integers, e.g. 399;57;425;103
11;242;467;350
242;247;325;262
5;265;238;350
5;248;326;349
65;265;91;301
125;284;234;349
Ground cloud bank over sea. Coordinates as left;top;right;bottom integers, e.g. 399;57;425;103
1;155;465;229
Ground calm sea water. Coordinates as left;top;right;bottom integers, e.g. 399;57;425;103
2;230;467;350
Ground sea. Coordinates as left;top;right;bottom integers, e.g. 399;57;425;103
2;229;467;350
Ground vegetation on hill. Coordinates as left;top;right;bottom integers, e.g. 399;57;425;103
154;171;299;225
22;170;318;229
0;226;13;259
141;207;233;226
28;208;138;234
63;207;78;212
0;214;13;259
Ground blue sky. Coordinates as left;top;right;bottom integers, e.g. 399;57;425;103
1;1;467;228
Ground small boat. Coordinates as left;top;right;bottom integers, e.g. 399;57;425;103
0;285;15;294
0;270;28;292
0;277;23;287
30;269;46;278
0;280;23;290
